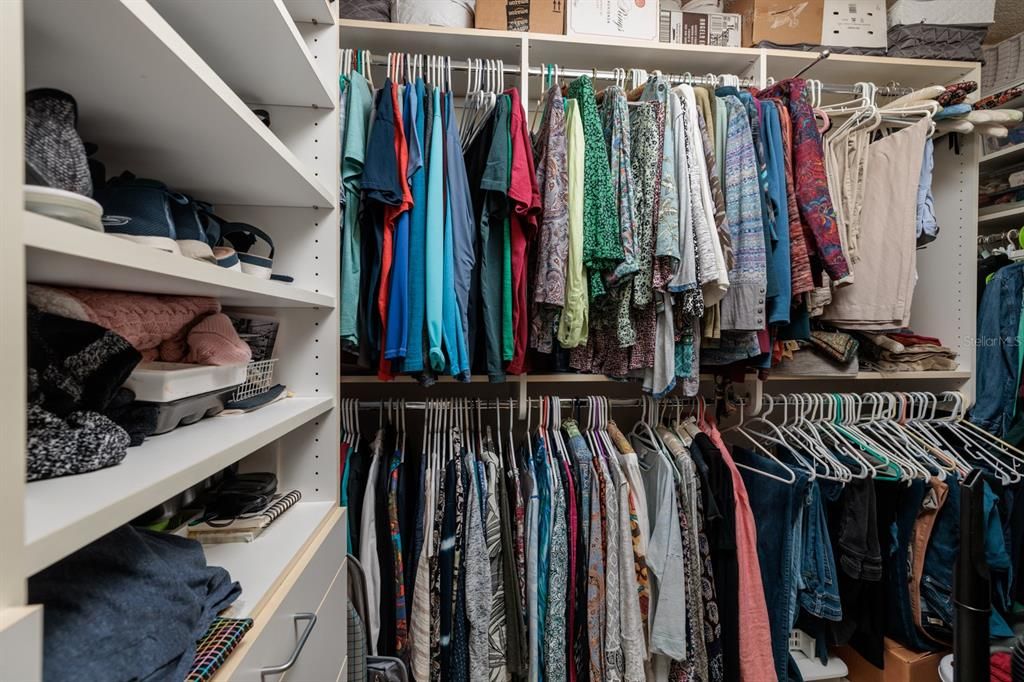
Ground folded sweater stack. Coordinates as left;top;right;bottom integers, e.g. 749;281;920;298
857;332;958;372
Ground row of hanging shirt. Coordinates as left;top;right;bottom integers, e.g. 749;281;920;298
340;391;1024;682
338;53;946;392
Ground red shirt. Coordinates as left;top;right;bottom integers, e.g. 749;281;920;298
505;88;541;375
378;82;412;381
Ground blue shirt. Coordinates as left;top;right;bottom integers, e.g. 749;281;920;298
404;79;429;373
384;84;420;360
762;101;792;325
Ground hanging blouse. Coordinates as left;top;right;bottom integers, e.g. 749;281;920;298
601;86;640;286
403;78;429;373
531;85;570;353
505;87;541;375
692;89;733;266
718;95;767;333
425;85;446;373
640;77;681;291
773;102;815;296
566;76;624;300
445;91;477;379
341;71;372;351
757;78;851;283
760;100;793;326
558;99;589;349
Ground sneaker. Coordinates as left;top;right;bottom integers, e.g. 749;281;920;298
96;172;180;254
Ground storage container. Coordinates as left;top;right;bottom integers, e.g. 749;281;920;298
886;24;985;63
124;362;247;403
887;0;995;27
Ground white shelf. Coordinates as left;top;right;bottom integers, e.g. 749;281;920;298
23;0;333;207
339;20;979;89
525;32;762;76
339;19;526;61
151;0;333;108
342;371;971;384
978;202;1024;229
24;212;334;309
767;371;971;381
981;142;1024;170
205;501;337;618
764;50;977;89
285;0;336;25
24;397;334;576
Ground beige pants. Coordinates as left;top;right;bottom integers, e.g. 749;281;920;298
823;117;929;329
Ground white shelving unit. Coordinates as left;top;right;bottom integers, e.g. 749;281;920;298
2;0;343;679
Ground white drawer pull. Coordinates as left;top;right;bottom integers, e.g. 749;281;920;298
261;612;317;680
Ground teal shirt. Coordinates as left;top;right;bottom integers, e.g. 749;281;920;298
425;86;446;372
340;71;372;349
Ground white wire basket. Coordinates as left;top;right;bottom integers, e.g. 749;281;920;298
230;359;278;401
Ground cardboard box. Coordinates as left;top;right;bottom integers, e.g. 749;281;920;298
566;0;660;42
822;0;885;48
475;0;565;34
726;0;883;48
835;638;948;682
660;10;741;46
725;0;824;47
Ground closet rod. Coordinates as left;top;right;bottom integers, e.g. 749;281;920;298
366;55;756;88
365;55;913;95
348;398;699;410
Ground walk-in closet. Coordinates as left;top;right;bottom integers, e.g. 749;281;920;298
3;0;1024;680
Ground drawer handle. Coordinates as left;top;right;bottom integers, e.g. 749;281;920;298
260;612;317;680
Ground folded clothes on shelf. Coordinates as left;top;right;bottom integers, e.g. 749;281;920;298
26;304;157;481
29;524;240;682
857;331;959;372
27;284;251;365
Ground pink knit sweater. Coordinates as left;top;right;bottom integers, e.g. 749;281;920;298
27;285;251;365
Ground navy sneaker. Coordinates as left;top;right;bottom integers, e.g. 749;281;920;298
96;172;180;254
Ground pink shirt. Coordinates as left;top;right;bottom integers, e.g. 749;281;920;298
703;420;779;682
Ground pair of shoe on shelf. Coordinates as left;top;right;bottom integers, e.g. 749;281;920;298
97;172;287;282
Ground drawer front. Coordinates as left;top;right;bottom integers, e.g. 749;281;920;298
225;510;345;682
283;562;346;682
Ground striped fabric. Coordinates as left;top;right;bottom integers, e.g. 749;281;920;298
185;618;253;682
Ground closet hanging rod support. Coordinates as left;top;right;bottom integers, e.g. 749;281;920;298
793;49;831;79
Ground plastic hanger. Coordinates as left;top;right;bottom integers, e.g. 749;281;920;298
721;395;798;485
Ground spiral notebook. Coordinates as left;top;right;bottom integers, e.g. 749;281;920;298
188;490;302;544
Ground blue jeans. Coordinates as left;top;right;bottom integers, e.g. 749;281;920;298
733;446;809;682
882;480;937;652
972;262;1024;436
924;465;1016;641
799;482;843;622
